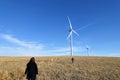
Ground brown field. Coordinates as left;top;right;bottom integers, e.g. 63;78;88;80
0;56;120;80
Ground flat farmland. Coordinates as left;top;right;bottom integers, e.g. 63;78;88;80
0;56;120;80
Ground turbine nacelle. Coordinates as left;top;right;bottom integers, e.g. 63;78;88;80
69;29;72;32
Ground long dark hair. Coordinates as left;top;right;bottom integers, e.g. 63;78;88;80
29;57;35;63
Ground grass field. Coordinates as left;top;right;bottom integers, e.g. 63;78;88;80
0;56;120;80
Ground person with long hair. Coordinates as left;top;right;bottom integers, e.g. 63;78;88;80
25;57;38;80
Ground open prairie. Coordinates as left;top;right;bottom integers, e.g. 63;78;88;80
0;56;120;80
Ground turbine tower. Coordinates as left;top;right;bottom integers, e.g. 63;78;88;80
67;17;79;56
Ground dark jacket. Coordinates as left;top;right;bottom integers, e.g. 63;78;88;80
25;61;38;78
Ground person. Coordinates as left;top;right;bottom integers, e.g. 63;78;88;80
71;57;74;63
25;57;38;80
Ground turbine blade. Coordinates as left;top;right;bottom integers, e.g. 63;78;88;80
67;31;72;40
73;30;79;36
86;45;89;48
76;23;93;31
67;16;73;29
86;45;91;50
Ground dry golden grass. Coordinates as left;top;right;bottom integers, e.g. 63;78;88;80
0;56;120;80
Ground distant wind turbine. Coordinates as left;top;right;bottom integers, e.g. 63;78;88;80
67;17;79;56
86;45;89;56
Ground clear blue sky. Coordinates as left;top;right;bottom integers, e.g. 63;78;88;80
0;0;120;56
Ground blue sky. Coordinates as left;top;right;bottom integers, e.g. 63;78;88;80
0;0;120;56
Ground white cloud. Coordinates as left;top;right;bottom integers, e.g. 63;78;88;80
0;46;42;56
43;46;85;56
0;33;86;56
0;34;43;49
0;46;85;56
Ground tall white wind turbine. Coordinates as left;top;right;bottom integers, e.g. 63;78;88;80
67;17;79;56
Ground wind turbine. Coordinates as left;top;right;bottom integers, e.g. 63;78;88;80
67;17;79;56
86;45;89;56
